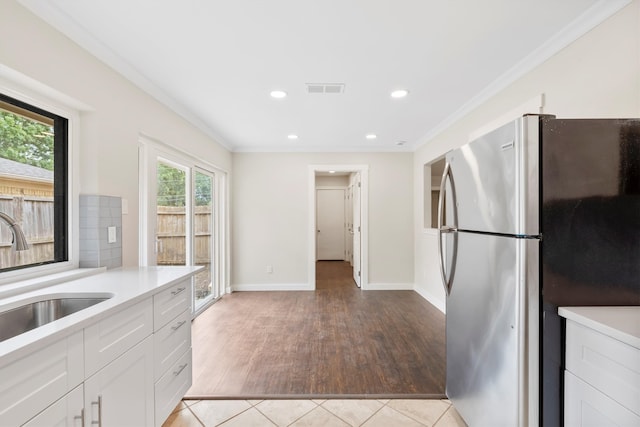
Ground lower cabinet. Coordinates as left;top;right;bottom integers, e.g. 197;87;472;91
561;309;640;427
0;331;83;426
3;282;193;427
565;371;640;427
23;385;84;427
84;336;155;427
155;348;192;425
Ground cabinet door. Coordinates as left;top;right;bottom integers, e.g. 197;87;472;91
84;336;154;427
565;371;640;427
0;331;83;426
23;385;83;427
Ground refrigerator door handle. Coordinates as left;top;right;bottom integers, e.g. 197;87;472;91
437;162;457;295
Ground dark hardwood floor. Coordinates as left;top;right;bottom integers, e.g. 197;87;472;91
185;261;446;399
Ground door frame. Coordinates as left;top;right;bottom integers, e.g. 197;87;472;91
308;165;369;290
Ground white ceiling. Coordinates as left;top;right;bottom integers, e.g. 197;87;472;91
19;0;630;152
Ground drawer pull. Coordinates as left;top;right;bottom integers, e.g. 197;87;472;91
171;287;186;296
171;320;187;331
74;408;84;426
173;363;188;376
91;395;102;426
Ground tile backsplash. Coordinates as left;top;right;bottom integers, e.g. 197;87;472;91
79;195;122;269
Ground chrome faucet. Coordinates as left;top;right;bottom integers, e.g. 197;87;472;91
0;212;30;251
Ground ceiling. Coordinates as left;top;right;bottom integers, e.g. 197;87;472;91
19;0;629;152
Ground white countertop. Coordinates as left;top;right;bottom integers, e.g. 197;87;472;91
559;306;640;349
0;266;201;363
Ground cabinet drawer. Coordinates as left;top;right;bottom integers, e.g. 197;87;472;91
84;298;153;377
154;308;191;379
565;320;640;414
155;348;192;427
154;279;191;331
565;371;640;427
22;384;83;427
0;331;83;426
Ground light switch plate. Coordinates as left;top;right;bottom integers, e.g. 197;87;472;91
108;226;117;243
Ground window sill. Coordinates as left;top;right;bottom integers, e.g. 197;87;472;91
0;267;106;299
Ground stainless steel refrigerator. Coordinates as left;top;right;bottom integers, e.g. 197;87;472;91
437;114;639;426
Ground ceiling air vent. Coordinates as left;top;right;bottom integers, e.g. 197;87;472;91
306;83;345;94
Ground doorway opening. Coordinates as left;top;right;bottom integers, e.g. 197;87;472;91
308;165;368;290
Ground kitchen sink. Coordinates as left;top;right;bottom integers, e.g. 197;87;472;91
0;295;112;343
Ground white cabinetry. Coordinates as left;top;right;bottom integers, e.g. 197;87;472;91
0;331;83;426
23;385;83;427
0;270;196;427
560;307;640;427
153;279;192;426
85;298;153;377
84;336;154;427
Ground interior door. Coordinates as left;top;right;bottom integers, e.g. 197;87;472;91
352;174;361;287
316;189;345;260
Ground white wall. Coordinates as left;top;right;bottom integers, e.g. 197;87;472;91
232;152;413;289
0;1;232;267
414;1;640;312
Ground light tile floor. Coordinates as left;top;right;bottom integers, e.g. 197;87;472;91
163;399;468;427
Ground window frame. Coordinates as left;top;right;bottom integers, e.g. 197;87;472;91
0;93;69;272
0;79;79;287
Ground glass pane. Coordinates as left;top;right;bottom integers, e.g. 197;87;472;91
156;162;186;266
0;102;55;270
194;171;213;309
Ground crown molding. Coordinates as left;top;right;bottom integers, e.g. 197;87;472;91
413;0;632;151
18;0;235;152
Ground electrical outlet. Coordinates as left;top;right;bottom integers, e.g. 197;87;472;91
266;265;273;274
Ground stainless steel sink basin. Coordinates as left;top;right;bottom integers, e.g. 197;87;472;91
0;295;111;343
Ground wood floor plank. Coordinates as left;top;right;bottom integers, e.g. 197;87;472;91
186;261;446;398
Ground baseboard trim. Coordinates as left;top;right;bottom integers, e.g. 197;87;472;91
232;283;314;292
414;286;446;314
365;282;414;291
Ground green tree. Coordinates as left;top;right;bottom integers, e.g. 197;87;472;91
0;110;54;170
157;163;186;207
156;164;213;207
195;172;212;206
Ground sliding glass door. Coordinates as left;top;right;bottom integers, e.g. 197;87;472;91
140;141;226;316
193;169;215;311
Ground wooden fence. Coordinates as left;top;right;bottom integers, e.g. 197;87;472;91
156;205;212;266
0;196;54;269
157;205;212;299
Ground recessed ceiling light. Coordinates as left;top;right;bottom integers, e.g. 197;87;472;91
270;90;287;99
391;89;409;98
366;134;377;140
287;134;298;140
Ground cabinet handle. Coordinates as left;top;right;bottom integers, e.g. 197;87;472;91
171;320;187;331
171;287;186;296
73;408;84;426
91;395;102;426
173;363;188;376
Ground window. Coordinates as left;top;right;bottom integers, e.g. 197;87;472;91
0;93;68;272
